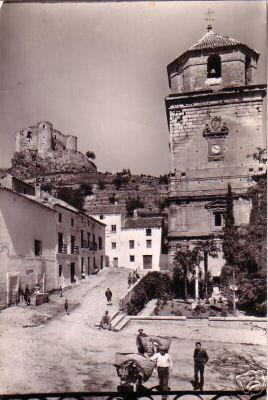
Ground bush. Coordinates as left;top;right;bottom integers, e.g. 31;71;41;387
57;187;85;211
126;272;174;315
126;196;145;217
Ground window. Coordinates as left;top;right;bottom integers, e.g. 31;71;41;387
130;255;135;262
58;232;63;253
111;225;117;233
58;213;62;223
146;228;152;236
71;218;74;227
112;242;116;249
87;232;90;248
214;212;223;227
146;240;152;248
99;237;103;250
34;240;42;256
81;230;84;248
207;54;221;78
129;240;135;249
71;235;75;254
245;55;251;85
100;215;104;220
59;265;62;277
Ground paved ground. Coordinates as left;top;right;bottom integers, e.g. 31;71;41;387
0;267;266;395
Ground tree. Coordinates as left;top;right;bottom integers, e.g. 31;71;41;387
57;187;85;211
126;196;145;217
112;175;129;190
196;239;220;298
98;180;106;190
173;244;203;300
80;183;93;196
159;174;169;185
85;151;96;160
221;176;267;316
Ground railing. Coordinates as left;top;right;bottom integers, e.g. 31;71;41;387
0;390;265;399
71;245;79;255
58;243;67;254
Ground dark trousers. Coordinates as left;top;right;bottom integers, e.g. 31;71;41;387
137;346;145;355
157;367;169;390
194;363;204;390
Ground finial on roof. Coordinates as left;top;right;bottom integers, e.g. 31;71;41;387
205;9;215;32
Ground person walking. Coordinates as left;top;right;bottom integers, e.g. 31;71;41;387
150;346;173;392
24;285;31;306
193;341;209;391
128;273;132;288
59;286;63;297
105;288;113;306
136;328;148;355
64;299;69;315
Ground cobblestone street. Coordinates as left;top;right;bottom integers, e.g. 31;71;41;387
0;267;266;394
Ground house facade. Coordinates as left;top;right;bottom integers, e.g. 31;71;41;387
165;25;266;275
89;206;167;270
0;175;105;308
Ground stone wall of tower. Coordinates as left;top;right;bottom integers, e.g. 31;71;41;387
37;122;53;155
169;49;257;94
66;135;77;151
168;90;265;184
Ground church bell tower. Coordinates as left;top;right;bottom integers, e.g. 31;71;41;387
165;25;266;274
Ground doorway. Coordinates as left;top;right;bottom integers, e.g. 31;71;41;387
70;263;75;283
113;257;118;267
143;255;152;269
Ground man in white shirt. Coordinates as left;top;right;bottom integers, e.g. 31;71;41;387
150;346;173;391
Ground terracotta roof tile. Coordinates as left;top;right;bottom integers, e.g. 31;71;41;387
123;217;163;230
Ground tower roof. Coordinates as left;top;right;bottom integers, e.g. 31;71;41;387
169;28;259;68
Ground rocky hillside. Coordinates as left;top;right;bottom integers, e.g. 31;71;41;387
10;148;97;180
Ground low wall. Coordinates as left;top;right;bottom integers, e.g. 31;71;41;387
118;277;143;312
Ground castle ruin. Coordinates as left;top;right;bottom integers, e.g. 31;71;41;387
15;121;78;155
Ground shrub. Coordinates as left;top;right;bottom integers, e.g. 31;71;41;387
126;271;174;315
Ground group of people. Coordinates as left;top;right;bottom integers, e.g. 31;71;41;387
136;329;209;392
127;270;140;288
98;288;113;330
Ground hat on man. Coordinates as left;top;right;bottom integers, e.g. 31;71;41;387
138;328;143;333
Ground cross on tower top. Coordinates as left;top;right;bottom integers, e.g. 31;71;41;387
205;9;215;31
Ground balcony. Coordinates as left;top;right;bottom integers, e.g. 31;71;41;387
89;242;98;251
71;245;79;255
58;243;67;254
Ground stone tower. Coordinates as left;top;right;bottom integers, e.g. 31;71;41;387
37;121;53;156
165;26;266;275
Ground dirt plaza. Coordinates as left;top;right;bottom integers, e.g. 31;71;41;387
0;268;266;394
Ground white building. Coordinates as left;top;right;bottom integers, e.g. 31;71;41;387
88;206;167;270
0;175;106;308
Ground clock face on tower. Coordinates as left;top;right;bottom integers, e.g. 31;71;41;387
211;144;221;154
208;139;224;161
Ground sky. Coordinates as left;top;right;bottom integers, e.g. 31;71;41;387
0;1;266;175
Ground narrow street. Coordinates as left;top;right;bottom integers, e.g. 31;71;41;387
0;267;266;394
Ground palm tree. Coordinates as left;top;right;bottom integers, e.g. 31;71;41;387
196;239;220;298
173;244;202;300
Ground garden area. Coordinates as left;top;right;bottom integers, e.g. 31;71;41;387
126;178;267;319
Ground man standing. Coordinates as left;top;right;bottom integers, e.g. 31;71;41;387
64;299;69;315
150;346;173;392
105;288;113;306
24;285;30;306
193;341;209;391
136;328;148;355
